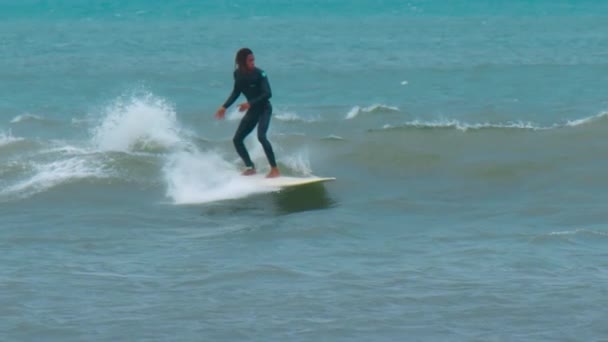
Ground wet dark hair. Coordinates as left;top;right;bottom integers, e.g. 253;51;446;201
235;48;253;72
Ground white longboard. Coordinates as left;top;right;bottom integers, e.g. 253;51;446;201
252;175;336;189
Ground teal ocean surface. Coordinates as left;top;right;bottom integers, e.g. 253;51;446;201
2;1;608;340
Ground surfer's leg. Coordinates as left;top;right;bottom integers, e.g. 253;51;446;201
233;113;258;171
257;104;280;178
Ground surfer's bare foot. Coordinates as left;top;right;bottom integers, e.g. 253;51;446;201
266;167;280;178
241;168;256;176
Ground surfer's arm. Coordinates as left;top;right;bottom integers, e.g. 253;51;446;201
248;70;272;106
222;73;241;109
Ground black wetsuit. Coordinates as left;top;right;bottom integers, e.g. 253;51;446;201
222;67;276;169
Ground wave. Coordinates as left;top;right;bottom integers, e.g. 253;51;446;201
162;150;276;205
1;156;111;199
2;92;190;200
531;228;608;244
547;229;608;237
162;145;317;205
281;150;313;176
321;134;345;141
7;88;603;204
225;108;319;123
9;113;46;124
0;141;168;201
274;110;319;123
372;119;543;132
0;92;280;202
2;91;328;203
334;110;608;173
345;104;400;120
91;92;187;152
39;144;92;156
369;111;608;132
564;111;608;127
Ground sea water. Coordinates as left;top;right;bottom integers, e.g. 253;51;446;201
1;1;608;340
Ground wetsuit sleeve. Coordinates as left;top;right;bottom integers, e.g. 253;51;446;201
222;72;241;108
248;70;272;106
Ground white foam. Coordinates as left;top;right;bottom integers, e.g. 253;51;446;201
0;130;22;146
323;134;344;140
226;136;273;169
345;106;362;120
2;157;107;198
565;111;608;127
393;119;542;132
91;93;183;152
40;144;91;156
548;228;608;237
275;111;302;121
226;108;315;122
163;150;274;204
380;113;608;132
274;110;318;122
10;113;44;124
282;150;312;176
345;104;400;119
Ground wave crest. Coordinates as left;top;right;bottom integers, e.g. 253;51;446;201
346;104;400;119
91;92;184;152
10;113;45;124
371;111;608;132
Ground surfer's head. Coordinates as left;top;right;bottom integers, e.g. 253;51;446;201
235;48;254;72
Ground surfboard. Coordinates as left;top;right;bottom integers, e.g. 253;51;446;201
253;175;336;189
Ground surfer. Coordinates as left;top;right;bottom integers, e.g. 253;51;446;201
215;48;280;178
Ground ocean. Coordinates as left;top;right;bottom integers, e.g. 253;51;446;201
1;1;608;340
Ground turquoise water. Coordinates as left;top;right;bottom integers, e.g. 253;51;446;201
2;1;608;340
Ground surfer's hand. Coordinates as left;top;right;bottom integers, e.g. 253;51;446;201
238;102;250;112
215;107;226;120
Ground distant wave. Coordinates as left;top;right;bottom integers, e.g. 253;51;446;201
532;228;608;243
548;229;608;237
564;111;608;127
1;157;110;199
227;109;318;123
370;111;608;132
346;104;400;119
371;119;543;132
321;135;345;141
274;111;319;123
10;113;45;124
